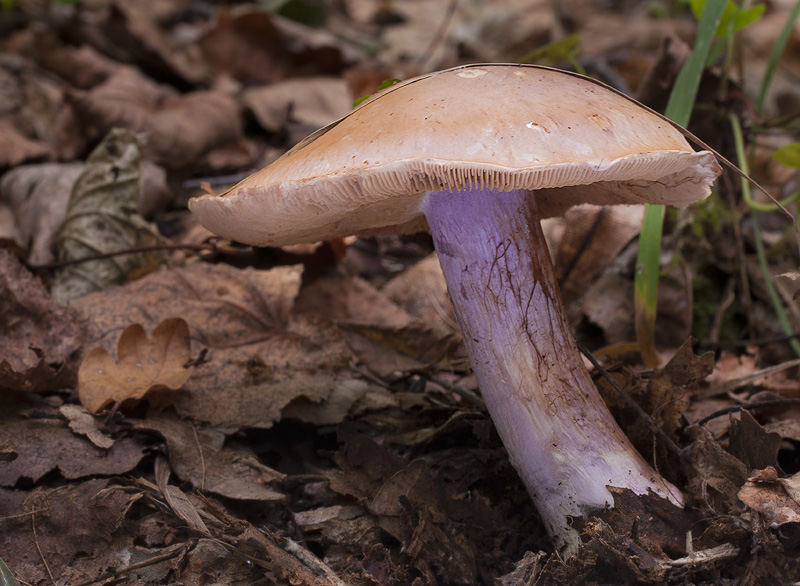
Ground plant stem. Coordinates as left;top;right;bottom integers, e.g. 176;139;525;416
729;113;800;356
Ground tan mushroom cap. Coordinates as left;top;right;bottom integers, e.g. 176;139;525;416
190;64;721;246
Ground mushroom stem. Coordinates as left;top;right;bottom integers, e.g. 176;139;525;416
423;187;683;556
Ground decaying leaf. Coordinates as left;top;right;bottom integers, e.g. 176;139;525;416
728;410;783;473
155;456;210;535
0;480;133;585
0;159;170;265
65;66;176;136
738;468;800;526
78;318;193;413
51;128;160;303
142;90;241;169
0;413;146;486
646;338;715;437
73;262;354;429
59;404;115;449
136;412;285;501
684;425;749;513
242;77;352;144
382;252;458;335
0;249;85;391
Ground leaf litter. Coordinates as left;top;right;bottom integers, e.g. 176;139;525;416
1;1;800;585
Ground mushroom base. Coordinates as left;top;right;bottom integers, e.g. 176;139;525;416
423;187;683;556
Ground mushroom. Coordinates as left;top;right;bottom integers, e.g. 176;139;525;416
190;64;721;555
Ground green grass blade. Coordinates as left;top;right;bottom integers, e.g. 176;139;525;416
756;0;800;116
634;0;727;366
0;557;21;586
729;113;800;356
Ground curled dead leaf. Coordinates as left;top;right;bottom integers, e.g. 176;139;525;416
78;318;193;413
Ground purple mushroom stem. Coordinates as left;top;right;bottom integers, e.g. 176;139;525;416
422;186;684;556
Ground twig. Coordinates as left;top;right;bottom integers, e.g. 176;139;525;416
696;399;800;426
191;424;207;492
418;0;458;65
696;357;800;399
579;343;682;457
699;331;800;351
25;241;249;271
31;513;54;586
70;542;192;586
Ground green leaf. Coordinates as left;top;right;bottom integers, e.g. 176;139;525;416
690;0;765;36
733;4;765;31
0;557;21;586
353;79;401;108
519;34;581;66
773;143;800;169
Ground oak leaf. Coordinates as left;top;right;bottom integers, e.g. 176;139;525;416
78;318;193;413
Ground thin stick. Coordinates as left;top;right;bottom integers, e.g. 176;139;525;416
579;343;683;457
31;514;54;585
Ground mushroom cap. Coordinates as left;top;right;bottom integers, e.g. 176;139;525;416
190;64;721;246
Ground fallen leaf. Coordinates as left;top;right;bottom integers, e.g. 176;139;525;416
198;10;357;85
143;89;241;168
738;469;800;526
0;249;85;389
382;252;458;335
553;204;644;312
59;404;114;449
0;480;133;584
51;128;161;303
243;77;352;144
0;414;146;486
0;118;51;167
728;410;783;473
646;338;714;437
32;32;117;89
107;2;211;86
72;262;353;429
0;160;170;265
78;318;193;413
155;456;210;535
684;425;748;513
65;66;177;137
136;412;285;501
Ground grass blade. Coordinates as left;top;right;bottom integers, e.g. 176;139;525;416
634;0;727;366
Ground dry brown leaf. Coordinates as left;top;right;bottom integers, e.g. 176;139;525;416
640;339;714;442
382;252;458;335
0;160;171;265
32;33;117;89
78;318;193;413
0;118;51;167
0;413;145;486
143;89;241;168
59;404;114;449
552;204;644;311
0;249;85;388
242;77;352;144
109;1;211;86
199;10;358;85
66;66;175;136
72;262;353;429
137;412;285;501
738;470;800;526
155;456;210;535
0;480;133;585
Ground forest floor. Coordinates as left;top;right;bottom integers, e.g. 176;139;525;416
1;1;800;584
